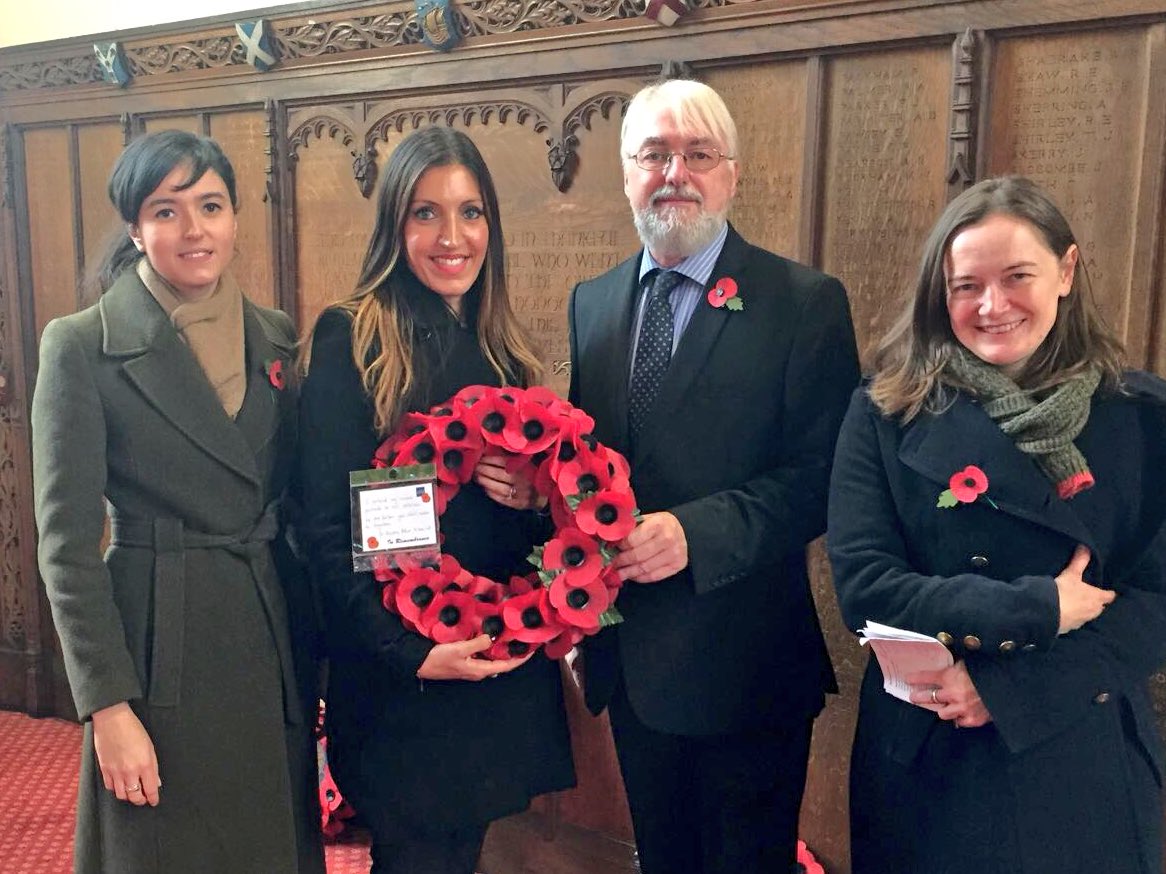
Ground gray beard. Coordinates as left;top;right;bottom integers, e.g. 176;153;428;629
632;202;726;263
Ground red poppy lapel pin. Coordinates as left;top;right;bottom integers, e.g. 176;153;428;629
707;276;744;311
937;464;998;509
264;358;287;391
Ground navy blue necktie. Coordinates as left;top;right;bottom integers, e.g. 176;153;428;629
628;269;682;449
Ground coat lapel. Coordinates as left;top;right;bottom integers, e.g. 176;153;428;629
99;273;261;487
632;226;745;466
234;300;294;461
899;393;1095;548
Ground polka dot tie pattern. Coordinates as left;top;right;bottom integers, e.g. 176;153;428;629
628;269;682;451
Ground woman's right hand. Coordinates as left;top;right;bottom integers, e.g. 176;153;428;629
91;701;161;807
416;634;533;681
1055;544;1116;634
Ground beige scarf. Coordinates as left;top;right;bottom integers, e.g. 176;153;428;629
137;258;246;418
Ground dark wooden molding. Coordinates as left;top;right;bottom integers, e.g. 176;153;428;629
800;53;825;267
945;27;979;199
68;123;85;310
269;100;300;325
0;1;749;95
0;123;11;208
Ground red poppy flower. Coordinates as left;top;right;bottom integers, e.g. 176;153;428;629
465;573;503;604
548;575;609;629
507;574;537;596
420;591;479;642
265;358;286;390
555;453;612;498
521;385;566;411
574;488;637;542
394;567;443;627
706;277;737;307
472;390;521;448
474;599;507;641
949;465;989;503
485;629;533;661
598;564;622;594
392;430;439;468
501;398;562;454
502;588;565;643
542;527;603;585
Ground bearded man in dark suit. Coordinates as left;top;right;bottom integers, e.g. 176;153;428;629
567;78;860;874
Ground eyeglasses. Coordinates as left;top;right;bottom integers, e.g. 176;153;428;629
626;147;733;173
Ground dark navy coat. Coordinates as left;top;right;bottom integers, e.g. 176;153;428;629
828;374;1166;874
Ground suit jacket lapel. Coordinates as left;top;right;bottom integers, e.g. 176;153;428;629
899;393;1095;548
593;255;641;453
632;226;745;466
99;273;261;488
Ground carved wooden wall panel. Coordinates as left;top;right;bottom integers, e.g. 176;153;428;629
210;109;276;309
290;112;378;329
75;123;125;303
819;45;952;364
986;27;1161;367
705;62;808;259
4;2;1166;872
23;128;78;338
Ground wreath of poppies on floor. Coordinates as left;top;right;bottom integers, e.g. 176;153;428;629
369;384;636;660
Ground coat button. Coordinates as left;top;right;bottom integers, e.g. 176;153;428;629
1094;692;1111;705
937;632;954;647
998;640;1016;653
970;554;990;568
963;635;982;651
1022;643;1037;652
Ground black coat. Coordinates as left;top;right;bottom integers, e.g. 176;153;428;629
568;225;861;735
828;375;1166;874
32;272;324;874
297;283;574;836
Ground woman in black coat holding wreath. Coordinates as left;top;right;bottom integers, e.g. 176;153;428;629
297;126;574;874
828;176;1166;873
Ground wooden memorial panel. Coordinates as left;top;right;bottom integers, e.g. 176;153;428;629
986;27;1151;359
819;45;951;365
208;110;275;309
75;123;124;307
705;61;808;260
143;115;203;135
289;109;377;331
23;127;78;337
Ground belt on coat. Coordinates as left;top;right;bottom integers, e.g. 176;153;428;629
109;500;302;722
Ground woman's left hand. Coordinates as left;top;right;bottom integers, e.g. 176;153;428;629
907;662;992;728
474;455;546;511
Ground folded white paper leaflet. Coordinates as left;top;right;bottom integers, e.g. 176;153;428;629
859;620;953;704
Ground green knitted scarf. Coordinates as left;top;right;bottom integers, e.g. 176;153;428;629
946;350;1100;499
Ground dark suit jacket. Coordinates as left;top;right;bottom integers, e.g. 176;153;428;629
828;375;1166;873
568;224;861;736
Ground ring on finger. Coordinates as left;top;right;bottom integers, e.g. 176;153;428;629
125;783;141;793
509;486;517;499
930;688;939;705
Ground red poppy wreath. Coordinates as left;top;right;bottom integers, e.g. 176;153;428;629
369;385;636;660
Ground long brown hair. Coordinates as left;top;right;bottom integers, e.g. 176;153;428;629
869;176;1124;421
303;126;543;435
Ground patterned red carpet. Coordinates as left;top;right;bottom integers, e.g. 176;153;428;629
0;709;372;873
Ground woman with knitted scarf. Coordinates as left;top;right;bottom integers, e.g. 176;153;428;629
828;176;1166;874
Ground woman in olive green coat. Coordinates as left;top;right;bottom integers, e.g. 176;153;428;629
31;130;324;874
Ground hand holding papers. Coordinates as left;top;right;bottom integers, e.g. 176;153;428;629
859;620;953;708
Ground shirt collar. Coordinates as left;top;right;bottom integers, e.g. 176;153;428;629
636;221;729;288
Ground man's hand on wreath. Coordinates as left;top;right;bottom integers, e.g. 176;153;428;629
416;634;533;681
612;512;688;583
473;455;548;511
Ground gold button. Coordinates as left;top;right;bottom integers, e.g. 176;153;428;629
963;635;982;651
970;555;990;568
937;632;954;647
1022;643;1037;652
998;640;1016;653
1094;692;1111;705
